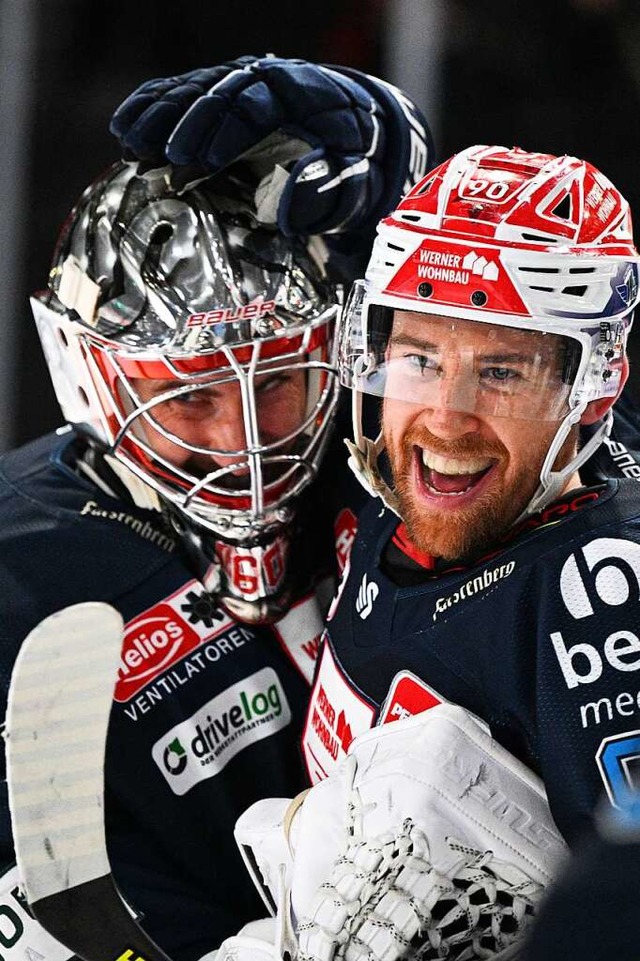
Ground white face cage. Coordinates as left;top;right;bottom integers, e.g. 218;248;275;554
33;295;339;541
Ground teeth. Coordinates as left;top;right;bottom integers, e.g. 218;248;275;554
421;449;493;475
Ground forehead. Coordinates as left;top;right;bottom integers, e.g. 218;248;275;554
389;310;560;355
132;363;307;396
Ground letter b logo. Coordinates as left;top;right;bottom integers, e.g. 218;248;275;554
560;538;640;619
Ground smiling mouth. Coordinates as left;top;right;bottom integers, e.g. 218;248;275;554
417;447;495;496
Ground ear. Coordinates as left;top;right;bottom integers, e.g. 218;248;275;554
580;355;629;426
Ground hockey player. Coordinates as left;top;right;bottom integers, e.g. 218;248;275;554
0;58;432;961
302;144;640;847
108;63;640;961
191;145;640;961
521;787;640;960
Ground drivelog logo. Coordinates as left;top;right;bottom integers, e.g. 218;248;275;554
152;668;291;795
163;737;188;776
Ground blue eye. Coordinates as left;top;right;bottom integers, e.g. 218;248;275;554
173;391;206;405
405;354;438;374
257;374;289;394
481;367;519;383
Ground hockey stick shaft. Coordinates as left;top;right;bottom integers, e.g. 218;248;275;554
6;602;173;961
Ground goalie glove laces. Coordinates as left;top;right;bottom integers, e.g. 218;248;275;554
294;757;541;961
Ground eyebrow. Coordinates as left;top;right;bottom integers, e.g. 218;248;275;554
138;381;224;401
388;334;540;364
388;333;438;351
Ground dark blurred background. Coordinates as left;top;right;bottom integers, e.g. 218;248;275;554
2;0;639;451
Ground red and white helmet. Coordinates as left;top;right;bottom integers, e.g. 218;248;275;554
339;144;640;516
33;161;340;618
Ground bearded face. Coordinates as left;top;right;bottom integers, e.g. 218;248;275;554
381;310;579;561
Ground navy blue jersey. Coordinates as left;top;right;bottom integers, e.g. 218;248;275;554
0;426;362;961
522;823;640;960
303;471;640;846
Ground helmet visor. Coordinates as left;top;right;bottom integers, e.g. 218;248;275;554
342;292;579;423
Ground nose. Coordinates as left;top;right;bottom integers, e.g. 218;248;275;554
417;400;482;440
192;389;251;471
436;351;479;410
206;416;249;459
420;353;484;437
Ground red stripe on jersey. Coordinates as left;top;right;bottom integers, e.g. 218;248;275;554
392;523;436;569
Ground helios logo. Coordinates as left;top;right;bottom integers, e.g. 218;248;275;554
115;604;204;702
551;538;640;691
152;668;291;795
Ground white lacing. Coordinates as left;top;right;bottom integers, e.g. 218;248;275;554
296;818;542;961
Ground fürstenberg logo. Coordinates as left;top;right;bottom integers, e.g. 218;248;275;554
551;539;640;713
433;561;516;622
417;249;499;285
152;668;291;795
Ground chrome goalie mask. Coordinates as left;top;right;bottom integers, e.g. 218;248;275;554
338;144;640;518
33;162;340;620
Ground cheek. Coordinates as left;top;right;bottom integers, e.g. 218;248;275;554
290;380;308;418
382;397;413;444
144;419;193;465
260;382;307;434
497;420;558;478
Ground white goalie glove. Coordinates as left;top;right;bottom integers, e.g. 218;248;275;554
221;705;568;961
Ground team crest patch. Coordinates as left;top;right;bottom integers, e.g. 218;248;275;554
596;728;640;808
302;640;375;783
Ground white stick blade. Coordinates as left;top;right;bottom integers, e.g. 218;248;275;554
6;601;124;905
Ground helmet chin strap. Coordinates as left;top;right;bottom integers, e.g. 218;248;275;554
104;454;164;512
347;388;613;537
345;381;401;516
515;406;613;524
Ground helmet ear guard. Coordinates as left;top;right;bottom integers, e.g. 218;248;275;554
338;145;640;521
35;161;342;621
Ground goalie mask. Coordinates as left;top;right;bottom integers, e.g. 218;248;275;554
33;161;340;621
339;144;640;519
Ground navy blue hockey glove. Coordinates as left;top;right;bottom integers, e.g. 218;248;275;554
109;55;434;238
110;57;258;164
